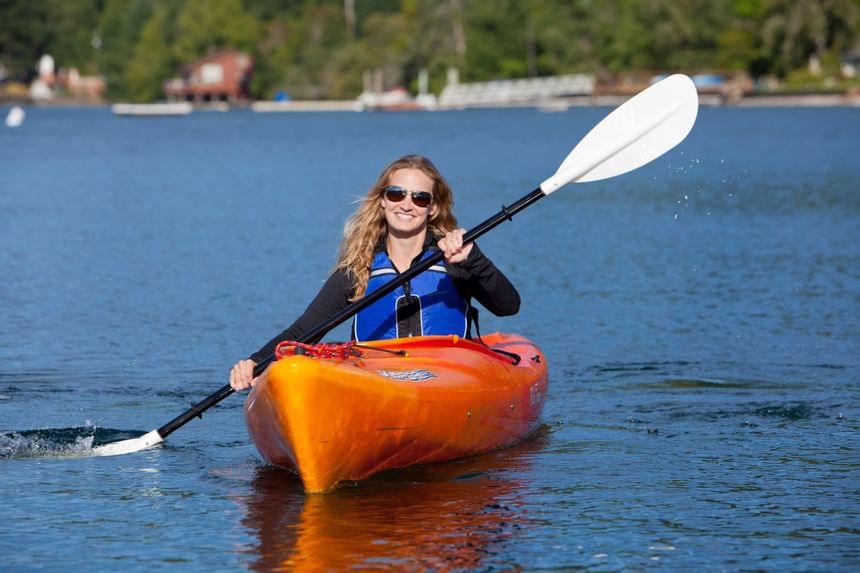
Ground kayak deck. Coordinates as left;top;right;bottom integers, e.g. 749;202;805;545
244;333;548;493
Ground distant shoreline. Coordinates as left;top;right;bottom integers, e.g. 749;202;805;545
4;91;859;110
728;93;860;107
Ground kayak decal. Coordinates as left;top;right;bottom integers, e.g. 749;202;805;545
376;368;437;382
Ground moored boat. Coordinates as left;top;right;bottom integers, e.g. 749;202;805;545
111;102;192;116
5;106;25;127
244;332;548;493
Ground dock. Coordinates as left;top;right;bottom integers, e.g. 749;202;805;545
111;102;193;116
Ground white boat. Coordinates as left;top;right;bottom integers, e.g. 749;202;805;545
537;98;570;113
251;100;363;112
111;102;192;116
5;106;25;127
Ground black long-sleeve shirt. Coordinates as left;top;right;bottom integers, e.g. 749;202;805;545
249;237;519;363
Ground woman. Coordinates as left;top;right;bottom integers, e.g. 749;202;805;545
230;155;519;390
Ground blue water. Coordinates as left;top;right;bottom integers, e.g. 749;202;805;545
1;105;858;571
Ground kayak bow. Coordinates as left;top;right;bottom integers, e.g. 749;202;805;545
244;333;548;492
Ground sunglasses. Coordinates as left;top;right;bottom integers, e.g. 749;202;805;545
383;185;433;208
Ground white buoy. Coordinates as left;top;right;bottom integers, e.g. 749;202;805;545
5;106;25;127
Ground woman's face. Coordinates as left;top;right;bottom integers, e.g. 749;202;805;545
381;168;437;239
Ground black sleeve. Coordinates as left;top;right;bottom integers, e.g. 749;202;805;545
249;269;354;363
447;243;520;316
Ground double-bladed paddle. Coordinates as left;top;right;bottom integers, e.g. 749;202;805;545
93;74;699;457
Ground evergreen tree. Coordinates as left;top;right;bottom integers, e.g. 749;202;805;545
125;4;174;102
96;0;155;99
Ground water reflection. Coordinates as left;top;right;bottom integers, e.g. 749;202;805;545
241;428;549;572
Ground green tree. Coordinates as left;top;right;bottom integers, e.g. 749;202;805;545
526;0;594;77
0;0;53;81
0;0;100;81
4;0;859;100
759;0;860;78
125;4;175;101
173;0;260;64
262;2;351;99
96;0;156;99
713;0;765;72
587;0;654;74
463;0;530;80
45;0;101;72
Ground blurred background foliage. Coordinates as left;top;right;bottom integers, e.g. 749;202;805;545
1;0;858;101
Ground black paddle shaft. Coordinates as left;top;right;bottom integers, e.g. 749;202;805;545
157;186;546;439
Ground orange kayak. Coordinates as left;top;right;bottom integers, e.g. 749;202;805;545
243;332;548;493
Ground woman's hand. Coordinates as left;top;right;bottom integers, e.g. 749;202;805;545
229;359;263;391
438;228;473;264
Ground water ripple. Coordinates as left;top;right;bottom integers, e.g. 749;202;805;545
0;427;147;460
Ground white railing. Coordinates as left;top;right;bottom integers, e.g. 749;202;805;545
439;74;594;109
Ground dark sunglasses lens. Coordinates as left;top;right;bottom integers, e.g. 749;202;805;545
384;187;407;202
412;192;432;207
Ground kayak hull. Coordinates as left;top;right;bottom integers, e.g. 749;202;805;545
243;333;548;493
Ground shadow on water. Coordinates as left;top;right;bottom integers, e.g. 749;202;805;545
237;428;550;572
0;427;147;460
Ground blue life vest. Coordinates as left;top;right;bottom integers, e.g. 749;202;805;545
353;250;469;342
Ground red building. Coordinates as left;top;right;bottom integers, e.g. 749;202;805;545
164;50;253;104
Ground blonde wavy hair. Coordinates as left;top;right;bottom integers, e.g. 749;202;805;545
336;155;458;300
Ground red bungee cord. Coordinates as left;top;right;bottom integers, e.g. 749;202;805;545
274;340;359;361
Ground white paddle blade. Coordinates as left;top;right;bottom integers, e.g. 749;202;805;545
541;74;699;194
91;429;164;457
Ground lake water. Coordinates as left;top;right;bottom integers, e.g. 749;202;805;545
1;104;858;572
